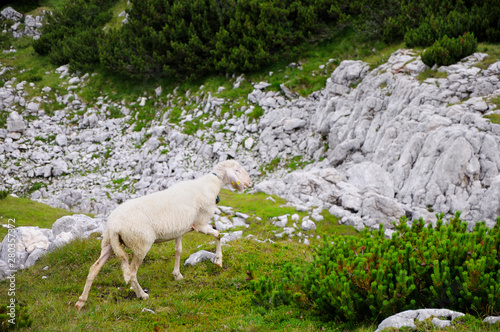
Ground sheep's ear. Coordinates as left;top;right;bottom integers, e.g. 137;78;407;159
226;169;244;191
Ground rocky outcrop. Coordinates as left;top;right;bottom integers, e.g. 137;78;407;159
1;7;44;39
254;50;500;229
1;50;500;231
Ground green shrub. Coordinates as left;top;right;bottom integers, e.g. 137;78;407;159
99;0;339;79
404;10;482;48
0;191;8;200
421;32;477;67
251;212;500;323
0;33;11;51
0;303;33;331
33;0;115;72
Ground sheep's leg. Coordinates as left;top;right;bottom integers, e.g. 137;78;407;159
213;236;223;267
75;244;113;310
129;254;149;300
172;236;184;280
193;223;223;267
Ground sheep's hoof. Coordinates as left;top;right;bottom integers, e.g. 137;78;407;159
173;272;184;281
75;299;85;310
141;293;150;300
214;257;223;267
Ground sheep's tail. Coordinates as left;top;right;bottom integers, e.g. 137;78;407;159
101;229;111;248
109;230;132;284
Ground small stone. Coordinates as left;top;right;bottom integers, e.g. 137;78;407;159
301;217;316;231
184;250;216;266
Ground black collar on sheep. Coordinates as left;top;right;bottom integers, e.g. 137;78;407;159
212;172;221;204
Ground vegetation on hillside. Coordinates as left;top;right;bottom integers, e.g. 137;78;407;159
1;0;500;330
1;195;499;330
252;213;500;323
28;0;500;79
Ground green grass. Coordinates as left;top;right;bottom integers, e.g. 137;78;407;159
0;188;361;331
104;0;130;31
1;191;496;331
484;113;500;124
0;195;75;237
484;95;500;124
1;234;343;331
417;68;449;83
475;43;500;70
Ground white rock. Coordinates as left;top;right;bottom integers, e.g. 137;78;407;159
283;118;307;131
484;316;500;324
184;250;216;266
6;111;26;132
244;137;254;149
52;214;105;239
301;218;316;231
68;77;80;85
155;86;162;97
51;159;69;177
214;216;232;231
221;230;243;244
431;318;451;328
274;215;288;228
26;102;40;113
55;133;68;146
254;82;271;90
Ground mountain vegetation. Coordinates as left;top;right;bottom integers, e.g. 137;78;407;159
29;0;500;79
1;0;500;331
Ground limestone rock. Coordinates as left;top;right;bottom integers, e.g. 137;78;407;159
184;250;216;266
51;214;105;240
484;316;500;324
6;111;26;132
221;230;243;244
375;309;465;332
301;217;316;231
1;7;22;21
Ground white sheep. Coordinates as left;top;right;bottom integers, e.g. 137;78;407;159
75;160;251;310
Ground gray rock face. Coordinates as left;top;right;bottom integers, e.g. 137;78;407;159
484;316;500;324
254;50;500;229
1;48;500;233
1;7;23;21
52;214;105;239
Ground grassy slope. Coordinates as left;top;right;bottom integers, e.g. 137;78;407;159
1;194;497;331
2;2;500;330
0;191;364;331
0;195;74;238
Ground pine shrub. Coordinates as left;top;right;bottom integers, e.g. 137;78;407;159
251;213;500;323
0;304;33;331
33;0;115;72
421;32;477;67
0;190;8;200
99;0;339;79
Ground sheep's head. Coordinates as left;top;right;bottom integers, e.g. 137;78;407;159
215;160;252;192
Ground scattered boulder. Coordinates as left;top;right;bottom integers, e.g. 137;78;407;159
0;214;105;279
184;250;216;266
1;7;22;21
6;111;26;132
484;316;500;324
375;309;465;332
